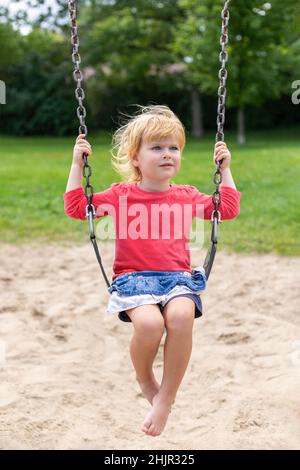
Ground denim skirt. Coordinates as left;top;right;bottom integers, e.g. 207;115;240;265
107;267;206;323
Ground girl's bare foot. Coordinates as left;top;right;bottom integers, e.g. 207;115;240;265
137;376;160;405
141;393;172;436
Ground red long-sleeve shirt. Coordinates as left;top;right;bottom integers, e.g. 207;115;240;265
64;182;241;280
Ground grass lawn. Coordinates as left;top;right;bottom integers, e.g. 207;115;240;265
1;128;299;256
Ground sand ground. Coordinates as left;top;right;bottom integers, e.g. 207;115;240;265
0;241;300;450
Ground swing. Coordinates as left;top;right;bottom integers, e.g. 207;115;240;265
67;0;230;286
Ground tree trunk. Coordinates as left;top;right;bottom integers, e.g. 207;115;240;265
191;85;204;138
237;107;246;144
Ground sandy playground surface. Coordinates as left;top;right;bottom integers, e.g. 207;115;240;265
0;241;300;450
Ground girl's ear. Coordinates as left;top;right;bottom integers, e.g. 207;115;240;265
132;157;139;167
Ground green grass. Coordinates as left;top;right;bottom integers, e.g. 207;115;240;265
1;128;300;256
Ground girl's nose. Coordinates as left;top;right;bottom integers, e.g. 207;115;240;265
163;152;172;159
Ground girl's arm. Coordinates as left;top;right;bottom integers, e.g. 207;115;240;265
214;142;237;190
192;142;241;220
64;134;117;220
65;134;92;192
66;162;83;192
220;167;237;190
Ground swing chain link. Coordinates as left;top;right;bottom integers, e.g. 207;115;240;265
68;0;112;290
204;0;230;280
68;0;95;220
212;0;231;223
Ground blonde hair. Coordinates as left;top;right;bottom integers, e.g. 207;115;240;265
110;104;186;183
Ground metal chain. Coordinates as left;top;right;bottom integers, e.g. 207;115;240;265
68;0;111;289
68;0;95;218
204;0;230;280
212;0;230;224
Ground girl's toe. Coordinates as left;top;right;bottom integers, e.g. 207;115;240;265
147;423;156;436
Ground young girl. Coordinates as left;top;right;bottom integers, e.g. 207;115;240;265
64;105;241;437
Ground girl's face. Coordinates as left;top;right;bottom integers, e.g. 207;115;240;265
133;137;181;183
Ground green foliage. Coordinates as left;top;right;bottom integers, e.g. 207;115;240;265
0;27;78;135
74;1;192;130
175;0;300;107
0;23;23;73
0;0;300;136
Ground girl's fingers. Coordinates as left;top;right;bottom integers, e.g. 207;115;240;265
215;144;228;152
76;140;91;146
77;143;92;149
216;149;230;156
77;146;92;154
215;155;227;161
76;144;92;152
76;134;92;146
216;151;228;158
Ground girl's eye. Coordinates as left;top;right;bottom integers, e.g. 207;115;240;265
152;146;179;150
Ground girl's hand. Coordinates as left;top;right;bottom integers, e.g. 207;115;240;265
72;134;92;166
214;142;231;172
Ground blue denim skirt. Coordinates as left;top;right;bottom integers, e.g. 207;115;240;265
108;267;206;323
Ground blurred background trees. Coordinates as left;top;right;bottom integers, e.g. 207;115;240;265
0;0;299;142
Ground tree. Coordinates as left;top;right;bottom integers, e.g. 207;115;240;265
0;27;78;135
174;0;300;143
1;1;299;136
0;23;23;74
77;1;192;130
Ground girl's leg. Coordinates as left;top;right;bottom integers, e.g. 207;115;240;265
141;297;195;436
126;304;165;404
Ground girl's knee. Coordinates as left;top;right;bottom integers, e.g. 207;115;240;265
126;304;165;338
164;306;194;333
135;315;165;338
